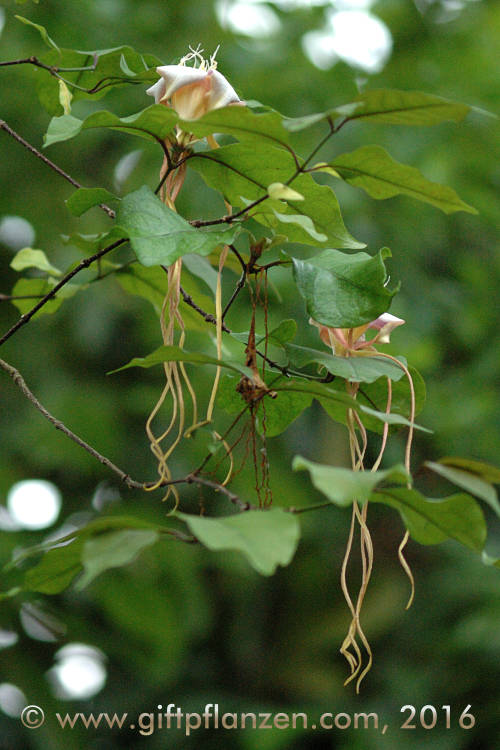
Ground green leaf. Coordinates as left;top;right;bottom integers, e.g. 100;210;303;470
270;211;327;243
293;457;410;506
436;457;500;484
37;46;162;115
9;278;80;317
44;105;178;147
0;588;22;602
115;264;168;313
76;530;160;590
115;264;215;329
66;187;119;217
425;461;500;516
111;344;253;378
178;509;300;576
10;247;61;276
190;144;364;249
272;379;429;432
5;516;164;573
371;488;486;550
115;185;241;266
15;15;60;52
267;182;304;201
291;247;398;328
316;365;426;435
179;105;291;147
338;89;471;126
23;541;84;594
482;552;500;569
182;254;219;296
284;343;405;384
58;79;73;115
217;374;313;437
267;319;297;345
354;366;426;434
284;90;470;132
325;145;477;214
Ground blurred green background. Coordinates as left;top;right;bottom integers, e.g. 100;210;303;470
1;0;499;747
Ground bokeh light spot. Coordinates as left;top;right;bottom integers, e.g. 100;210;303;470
216;0;282;37
7;480;62;530
0;684;26;718
47;644;107;700
0;216;36;251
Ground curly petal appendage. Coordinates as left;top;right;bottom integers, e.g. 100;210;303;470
333;341;415;692
144;142;234;506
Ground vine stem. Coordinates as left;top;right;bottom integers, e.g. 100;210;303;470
0;354;258;512
0;120;115;219
0;356;144;489
0;238;127;349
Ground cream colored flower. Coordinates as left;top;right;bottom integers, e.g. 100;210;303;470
146;46;241;121
311;312;405;356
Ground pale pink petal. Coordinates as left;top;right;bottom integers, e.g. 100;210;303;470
205;69;240;109
145;78;166;103
147;65;210;103
369;313;405;344
368;312;405;331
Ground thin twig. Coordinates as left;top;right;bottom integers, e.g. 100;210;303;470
0;357;144;489
0;355;258;511
179;285;231;333
0;357;332;518
0;56;97;72
189;117;339;229
222;268;246;320
186;474;255;511
0;55;136;96
0;238;127;348
0;120;116;219
228;243;247;272
190;195;268;228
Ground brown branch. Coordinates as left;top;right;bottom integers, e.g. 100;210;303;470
0;238;127;348
0;120;116;219
189;118;340;230
222;268;246;320
0;356;256;512
0;55;97;72
179;285;231;332
185;474;256;511
0;357;145;489
0;356;326;517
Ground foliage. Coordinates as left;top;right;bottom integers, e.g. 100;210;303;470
1;2;499;748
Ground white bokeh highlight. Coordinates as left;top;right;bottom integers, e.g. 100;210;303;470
7;479;62;530
303;10;392;72
0;683;27;718
216;0;282;36
0;216;36;251
0;630;19;649
47;644;107;700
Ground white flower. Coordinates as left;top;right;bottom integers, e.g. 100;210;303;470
366;312;405;344
310;312;405;356
146;46;241;121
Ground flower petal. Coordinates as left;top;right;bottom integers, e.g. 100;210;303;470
145;77;166;103
146;65;240;119
205;69;240;109
368;312;405;332
369;312;405;344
